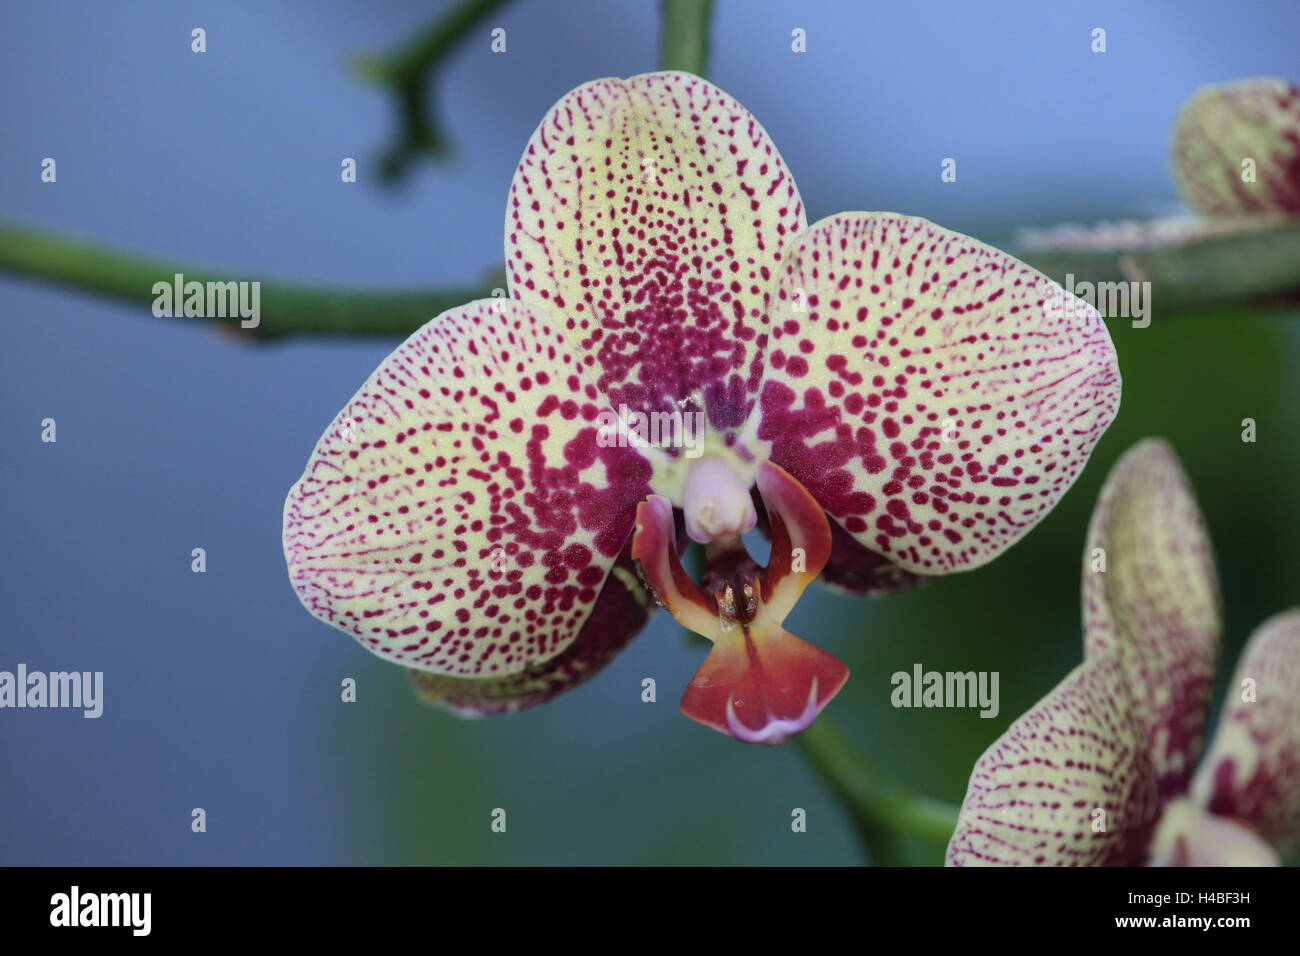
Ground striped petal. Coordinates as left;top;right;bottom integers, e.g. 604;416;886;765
1082;439;1222;801
283;300;658;697
946;653;1160;867
1171;78;1300;216
740;213;1121;574
505;71;806;433
1192;609;1300;854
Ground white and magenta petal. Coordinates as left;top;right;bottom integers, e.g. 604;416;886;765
283;300;658;692
945;653;1159;866
408;547;654;716
506;71;807;432
740;213;1121;574
1192;609;1300;854
1082;439;1222;801
817;524;927;596
1171;78;1300;216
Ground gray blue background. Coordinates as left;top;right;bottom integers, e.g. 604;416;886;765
2;0;1298;864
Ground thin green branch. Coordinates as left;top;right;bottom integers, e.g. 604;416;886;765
0;220;500;339
797;717;958;863
659;0;713;75
352;0;515;181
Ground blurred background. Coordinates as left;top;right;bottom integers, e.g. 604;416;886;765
1;0;1297;865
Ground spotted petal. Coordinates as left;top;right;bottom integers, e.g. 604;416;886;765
817;523;927;597
946;653;1159;866
1192;609;1300;854
409;545;653;716
506;71;806;432
1171;78;1300;216
283;300;658;705
1082;439;1221;801
740;213;1121;574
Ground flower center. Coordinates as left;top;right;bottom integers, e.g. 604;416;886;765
1147;797;1279;866
681;457;757;545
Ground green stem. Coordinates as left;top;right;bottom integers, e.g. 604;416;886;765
659;0;713;75
0;220;499;339
352;0;516;180
1013;218;1300;313
797;717;958;863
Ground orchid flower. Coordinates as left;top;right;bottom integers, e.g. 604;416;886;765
1171;77;1300;218
282;72;1120;745
946;439;1300;865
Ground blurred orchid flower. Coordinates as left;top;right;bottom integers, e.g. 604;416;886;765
1172;77;1300;218
283;72;1120;744
947;439;1300;865
1019;77;1300;255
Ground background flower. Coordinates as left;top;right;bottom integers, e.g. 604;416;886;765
946;440;1300;866
1171;77;1300;217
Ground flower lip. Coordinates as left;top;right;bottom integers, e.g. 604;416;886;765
725;675;823;746
682;619;849;746
633;460;847;744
